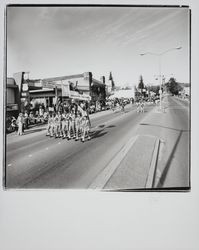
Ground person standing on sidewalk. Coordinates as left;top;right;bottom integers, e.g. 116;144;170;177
24;110;29;130
16;113;24;136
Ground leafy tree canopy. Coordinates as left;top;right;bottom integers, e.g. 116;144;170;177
165;77;183;95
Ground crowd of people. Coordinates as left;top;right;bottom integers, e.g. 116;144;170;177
8;109;48;135
11;101;91;142
8;97;157;138
108;98;132;112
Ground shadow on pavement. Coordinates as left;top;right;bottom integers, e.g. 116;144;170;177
140;123;189;132
24;128;46;135
156;130;184;188
106;125;116;128
98;124;105;128
90;129;108;139
140;123;189;188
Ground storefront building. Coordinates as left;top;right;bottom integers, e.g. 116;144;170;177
9;71;106;113
6;77;20;117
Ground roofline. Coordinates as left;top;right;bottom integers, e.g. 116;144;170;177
42;73;85;83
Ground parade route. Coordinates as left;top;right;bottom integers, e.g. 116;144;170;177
5;96;189;189
6;104;150;188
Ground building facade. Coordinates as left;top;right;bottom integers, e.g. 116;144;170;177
6;77;20;117
8;71;106;113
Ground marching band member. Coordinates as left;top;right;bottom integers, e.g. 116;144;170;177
61;110;69;139
54;111;62;138
68;108;76;139
46;112;53;136
50;113;56;137
81;107;91;142
136;100;140;113
140;100;145;113
75;110;82;141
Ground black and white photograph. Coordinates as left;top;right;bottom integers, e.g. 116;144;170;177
2;1;199;250
5;5;190;190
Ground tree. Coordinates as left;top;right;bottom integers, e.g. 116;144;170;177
148;85;160;95
109;71;115;91
165;77;182;95
109;71;113;81
138;75;144;90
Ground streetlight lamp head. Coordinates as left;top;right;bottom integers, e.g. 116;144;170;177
176;46;182;50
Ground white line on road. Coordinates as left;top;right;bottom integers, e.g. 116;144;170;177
8;163;12;167
89;135;138;189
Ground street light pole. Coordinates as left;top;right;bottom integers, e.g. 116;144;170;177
140;46;182;110
158;55;162;109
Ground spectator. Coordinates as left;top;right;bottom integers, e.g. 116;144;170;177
17;113;24;136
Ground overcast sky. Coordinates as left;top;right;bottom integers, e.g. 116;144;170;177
7;6;190;87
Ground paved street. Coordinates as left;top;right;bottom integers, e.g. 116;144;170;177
5;96;190;189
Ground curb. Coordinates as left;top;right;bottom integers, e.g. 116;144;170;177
89;135;138;189
145;138;160;188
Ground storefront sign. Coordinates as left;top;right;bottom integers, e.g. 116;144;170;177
7;104;18;111
70;91;91;101
61;83;70;97
21;92;28;97
22;83;29;91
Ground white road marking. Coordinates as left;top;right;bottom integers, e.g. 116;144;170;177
8;163;12;167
